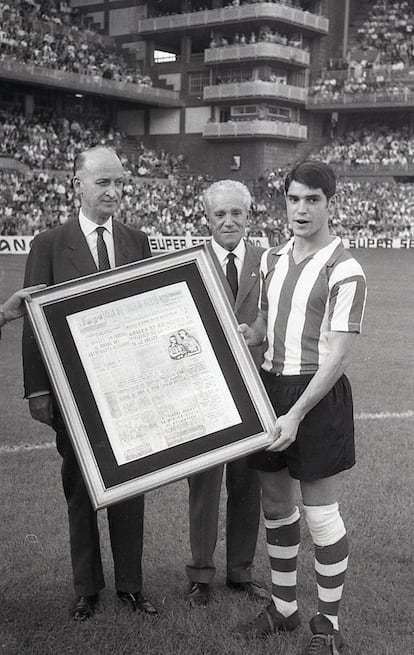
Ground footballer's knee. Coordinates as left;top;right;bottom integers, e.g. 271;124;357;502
303;502;346;547
259;469;296;520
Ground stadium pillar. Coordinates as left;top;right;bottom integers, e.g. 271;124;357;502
24;94;34;118
342;0;350;59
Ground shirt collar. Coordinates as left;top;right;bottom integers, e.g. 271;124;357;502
211;237;246;265
78;209;113;237
278;236;341;262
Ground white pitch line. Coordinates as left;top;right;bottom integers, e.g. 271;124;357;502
355;410;414;420
0;410;413;456
0;441;55;455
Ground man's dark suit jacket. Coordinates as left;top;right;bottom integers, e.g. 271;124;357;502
207;239;264;367
187;239;265;586
22;216;151;597
23;217;151;396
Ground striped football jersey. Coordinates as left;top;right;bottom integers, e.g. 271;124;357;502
259;237;367;375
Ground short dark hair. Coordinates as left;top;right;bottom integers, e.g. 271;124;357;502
284;160;336;200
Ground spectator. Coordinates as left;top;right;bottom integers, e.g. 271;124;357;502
0;0;152;86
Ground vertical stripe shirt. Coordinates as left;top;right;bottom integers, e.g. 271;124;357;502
259;237;367;375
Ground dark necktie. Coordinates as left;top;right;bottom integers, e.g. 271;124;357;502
96;226;110;271
226;252;238;299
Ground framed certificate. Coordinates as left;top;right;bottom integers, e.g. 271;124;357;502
26;245;275;509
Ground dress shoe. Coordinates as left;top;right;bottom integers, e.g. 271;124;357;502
186;581;210;607
117;590;158;615
226;579;270;600
71;594;98;621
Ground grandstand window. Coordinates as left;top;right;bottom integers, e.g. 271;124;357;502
0;89;24;112
231;105;258;117
190;53;205;62
288;69;307;87
188;72;211;95
34;92;54;114
220;68;254;84
154;50;177;63
62;94;107;119
268;106;291;120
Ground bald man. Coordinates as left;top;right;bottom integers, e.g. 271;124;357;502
22;146;157;621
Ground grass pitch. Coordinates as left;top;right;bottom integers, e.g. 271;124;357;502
0;251;413;655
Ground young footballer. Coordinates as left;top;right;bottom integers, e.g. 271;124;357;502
236;160;367;654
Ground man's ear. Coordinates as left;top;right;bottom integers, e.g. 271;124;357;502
72;176;81;193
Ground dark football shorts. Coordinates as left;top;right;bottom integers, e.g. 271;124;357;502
248;370;355;481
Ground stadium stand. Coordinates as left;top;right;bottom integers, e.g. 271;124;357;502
314;124;414;169
0;0;413;243
0;0;152;85
309;0;414;102
208;27;309;51
0;111;188;176
1;163;413;241
151;1;307;17
0;110;122;169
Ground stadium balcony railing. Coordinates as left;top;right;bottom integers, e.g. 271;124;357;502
306;90;414;109
204;42;310;67
316;64;414;85
138;4;329;36
330;162;414;177
0;59;182;106
203;80;307;103
203;119;307;140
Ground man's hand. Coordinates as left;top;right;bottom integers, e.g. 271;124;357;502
266;412;301;452
2;284;46;322
29;394;54;427
237;315;266;347
237;323;256;346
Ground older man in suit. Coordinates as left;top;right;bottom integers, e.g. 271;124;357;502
185;179;269;606
22;146;157;621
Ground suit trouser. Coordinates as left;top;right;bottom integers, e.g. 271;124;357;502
186;456;261;584
56;429;144;597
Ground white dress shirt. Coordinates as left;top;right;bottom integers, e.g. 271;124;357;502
79;209;116;269
29;211;116;399
211;238;246;282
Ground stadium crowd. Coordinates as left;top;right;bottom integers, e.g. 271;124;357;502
308;74;412;102
309;0;414;101
0;0;152;86
0;110;121;170
208;26;309;50
152;1;306;17
352;0;414;69
6;109;413;176
0;111;187;177
1;164;413;242
315;124;414;169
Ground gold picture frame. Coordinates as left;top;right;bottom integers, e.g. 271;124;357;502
26;246;275;509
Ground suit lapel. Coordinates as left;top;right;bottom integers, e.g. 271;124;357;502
63;218;97;277
234;242;261;312
113;220;134;266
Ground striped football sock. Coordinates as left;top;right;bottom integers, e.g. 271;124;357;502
265;507;300;618
315;533;349;631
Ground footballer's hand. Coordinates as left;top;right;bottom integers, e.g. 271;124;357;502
266;413;300;452
29;394;54;427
